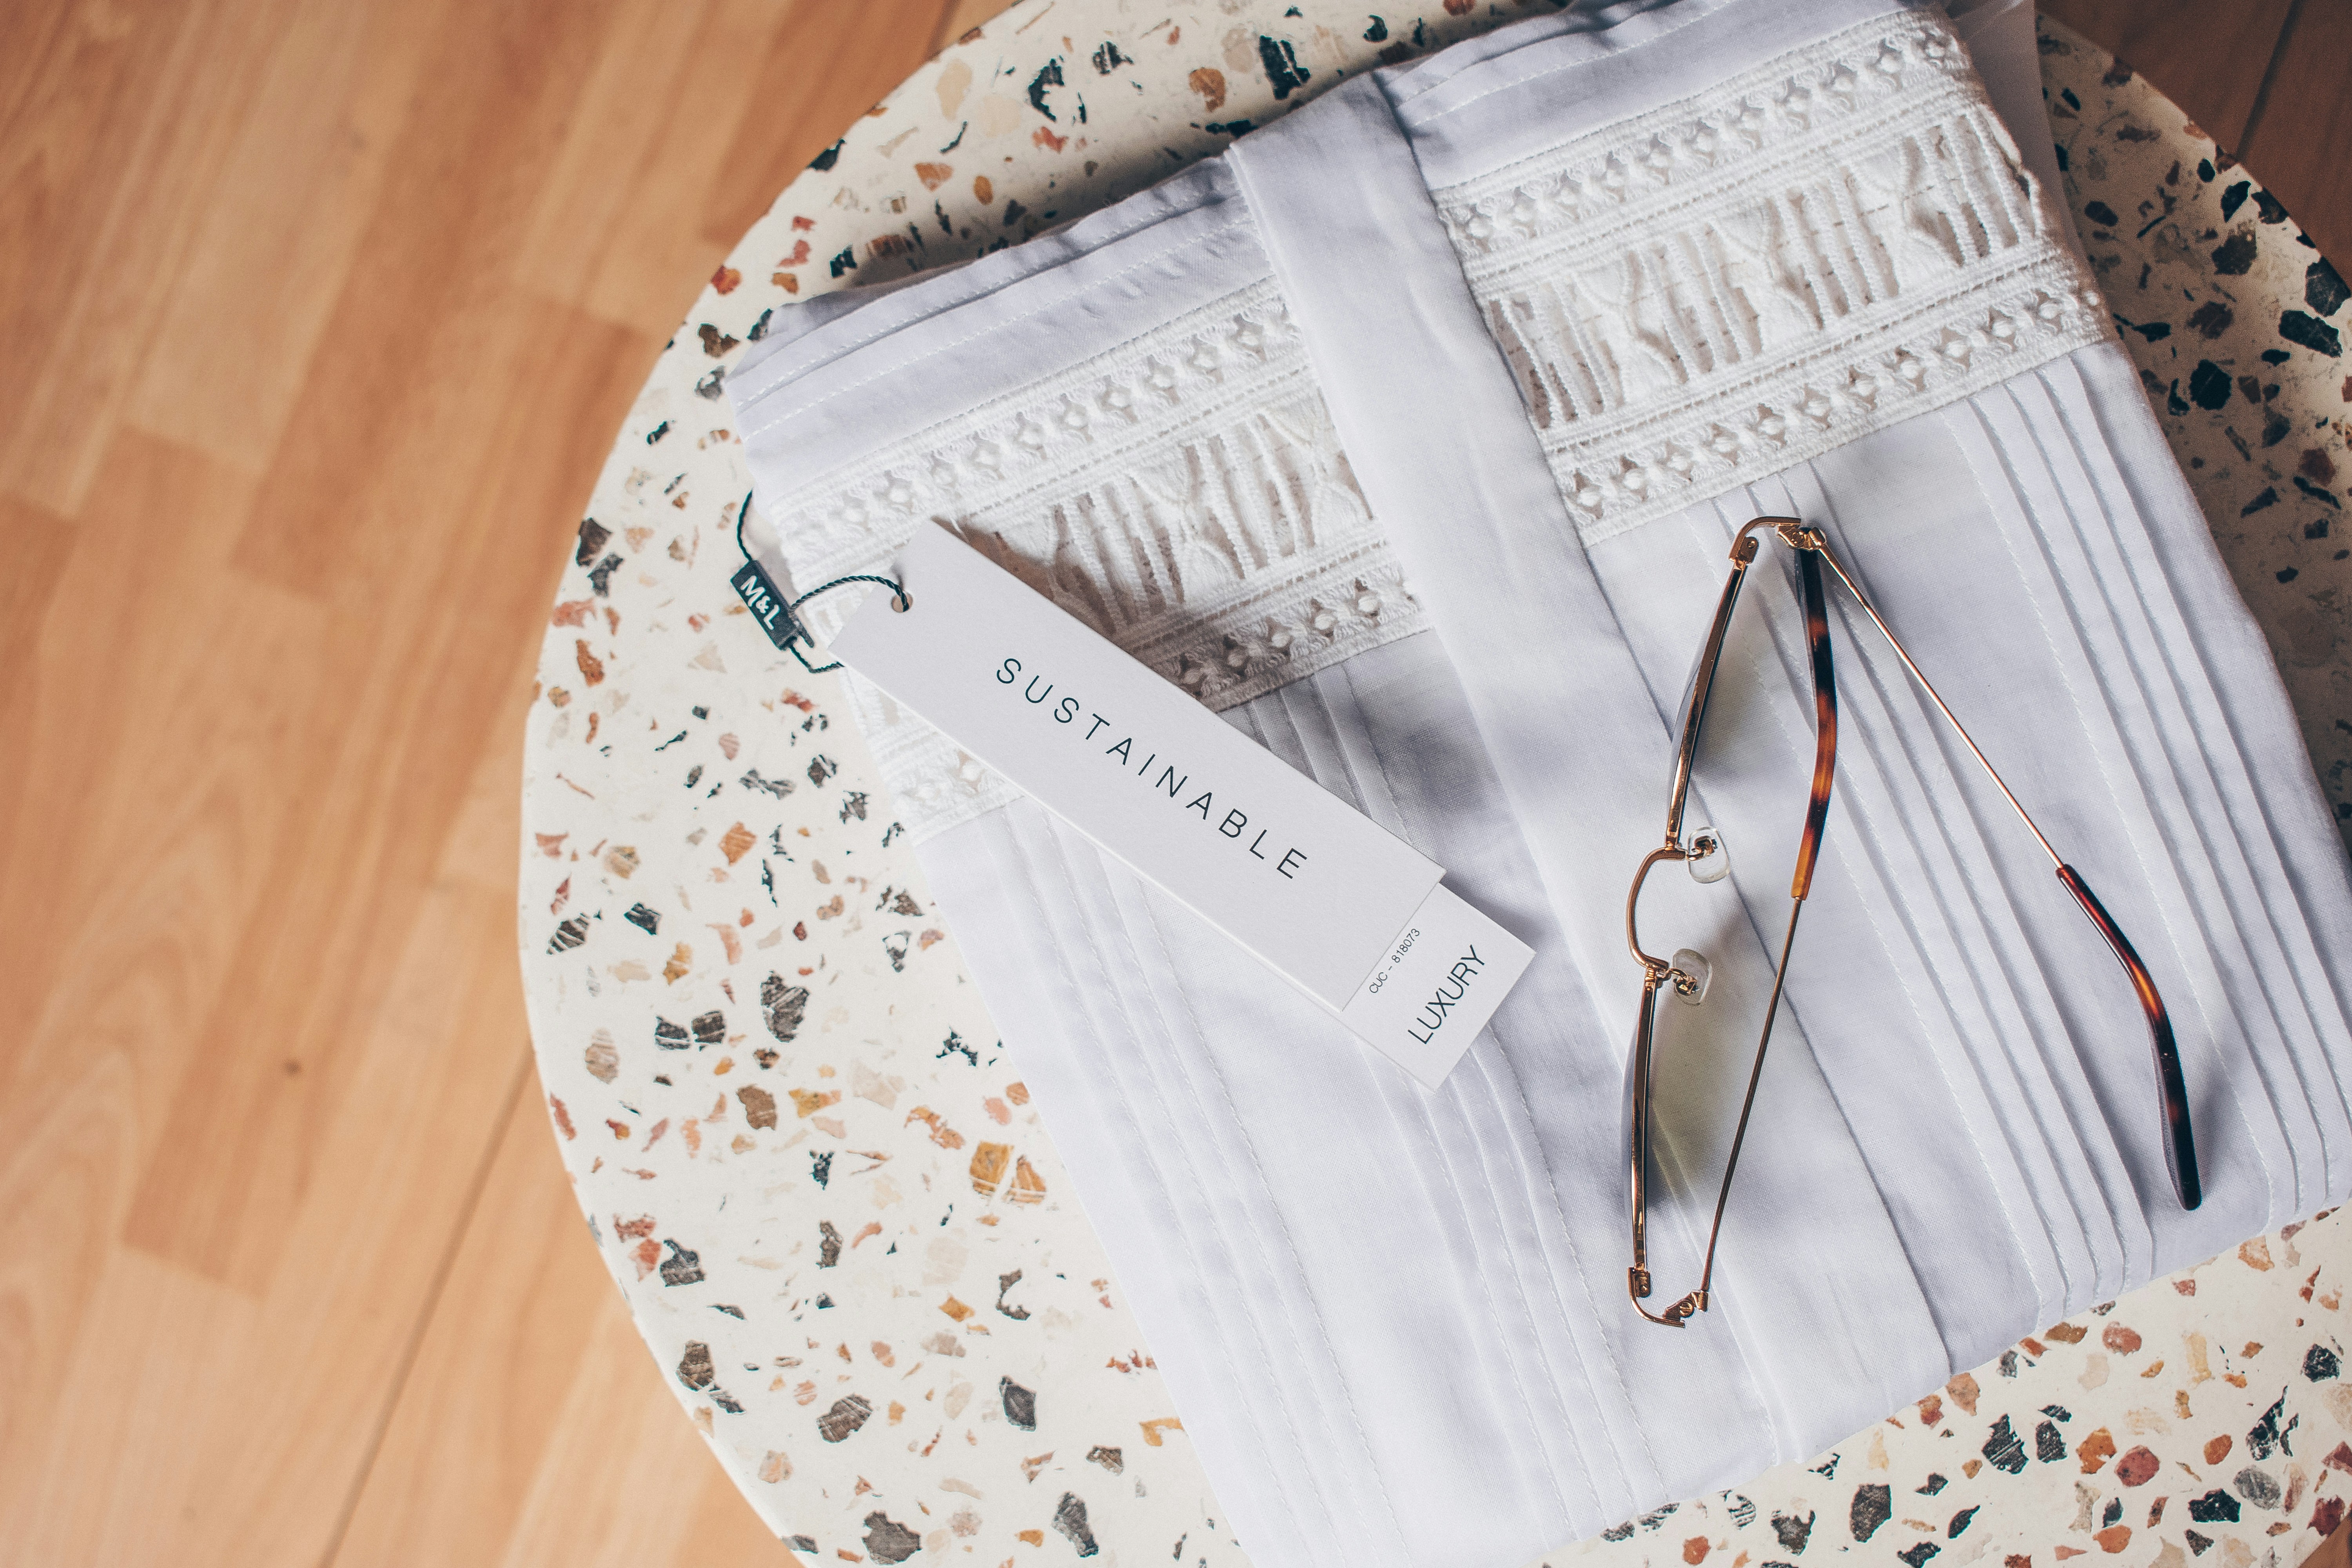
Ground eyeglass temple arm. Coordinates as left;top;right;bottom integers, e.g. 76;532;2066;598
1806;539;2201;1212
1633;548;1837;1327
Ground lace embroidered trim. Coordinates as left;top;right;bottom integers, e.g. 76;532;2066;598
1433;11;2113;546
765;279;1424;842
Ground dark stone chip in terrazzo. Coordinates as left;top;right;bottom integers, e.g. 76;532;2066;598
1002;1375;1038;1430
2189;300;2234;338
2234;1465;2282;1509
2189;359;2234;408
1727;1495;1756;1529
2041;1405;2072;1421
2312;259;2351;318
2306;1343;2341;1379
588;552;622;595
624;902;659;934
2243;487;2280;515
1600;1523;1636;1543
741;766;795;799
677;1340;714;1389
2186;1528;2214;1555
762;973;809;1042
2214;228;2259;275
1053;1492;1101;1557
575;517;611;567
788;1535;818;1553
660;1238;705;1286
1088;1445;1123;1473
1896;1542;1940;1566
2247;1390;2296;1458
2222;181;2252;220
863;1510;922;1564
2035;1419;2066;1462
2103;1497;2123;1526
1852;1484;1891;1542
655;1017;690;1048
1919;1474;1947;1494
2255;189;2289;224
1948;1505;1978;1537
2085;200;2119;225
1256;34;1310;99
810;1150;832;1187
2188;1488;2241;1523
548;916;590;954
818;1219;842;1266
1771;1508;1813;1553
817;1394;873;1442
691;1010;725;1046
2281;310;2343;356
1984;1414;2029;1474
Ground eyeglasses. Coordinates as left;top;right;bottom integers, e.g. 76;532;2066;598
1624;517;2201;1328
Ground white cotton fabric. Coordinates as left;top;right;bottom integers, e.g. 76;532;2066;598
729;4;2352;1565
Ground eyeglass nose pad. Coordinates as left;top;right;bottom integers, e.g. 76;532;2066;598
1684;825;1731;884
1670;948;1711;1005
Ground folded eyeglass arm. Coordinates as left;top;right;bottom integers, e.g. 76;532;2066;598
1627;518;2198;1332
1805;535;2200;1213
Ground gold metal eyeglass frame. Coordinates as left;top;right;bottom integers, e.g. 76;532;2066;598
1624;517;2201;1329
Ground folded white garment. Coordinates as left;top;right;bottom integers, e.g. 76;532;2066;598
728;4;2352;1564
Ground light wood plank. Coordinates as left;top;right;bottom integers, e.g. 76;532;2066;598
499;1283;787;1568
327;1056;614;1567
0;0;304;514
122;0;457;475
698;0;962;250
511;0;781;334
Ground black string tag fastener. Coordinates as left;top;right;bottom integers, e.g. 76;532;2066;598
730;492;911;674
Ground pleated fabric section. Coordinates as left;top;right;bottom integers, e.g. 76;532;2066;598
921;631;1948;1566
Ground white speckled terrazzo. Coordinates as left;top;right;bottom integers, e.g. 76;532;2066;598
517;8;2352;1564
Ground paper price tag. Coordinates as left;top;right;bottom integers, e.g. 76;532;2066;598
828;526;1532;1088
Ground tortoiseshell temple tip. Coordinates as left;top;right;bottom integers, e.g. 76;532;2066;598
2058;864;2203;1212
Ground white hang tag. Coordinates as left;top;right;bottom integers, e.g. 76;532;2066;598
828;525;1533;1089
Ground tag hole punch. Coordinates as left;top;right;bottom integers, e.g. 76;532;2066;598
733;492;912;672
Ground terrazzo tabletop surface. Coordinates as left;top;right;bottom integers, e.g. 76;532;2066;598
516;6;2352;1565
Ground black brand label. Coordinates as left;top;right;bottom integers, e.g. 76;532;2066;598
731;558;799;650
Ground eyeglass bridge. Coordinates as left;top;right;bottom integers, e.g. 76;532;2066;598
1626;833;1725;997
1730;515;1826;562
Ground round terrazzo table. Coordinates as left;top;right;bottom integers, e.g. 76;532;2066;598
516;9;2352;1565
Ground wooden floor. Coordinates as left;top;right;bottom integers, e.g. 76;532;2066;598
0;2;2340;1565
